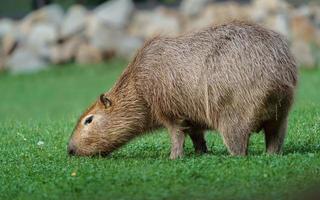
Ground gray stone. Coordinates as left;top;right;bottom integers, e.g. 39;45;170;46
87;17;120;51
41;35;85;64
295;5;311;17
180;0;210;17
0;19;15;39
1;34;17;56
273;13;289;36
250;0;289;22
87;17;142;59
265;13;289;36
185;3;250;32
7;47;48;74
116;35;143;59
93;0;134;28
0;55;6;71
60;5;88;38
290;15;316;44
27;23;58;53
18;4;63;40
309;3;320;28
129;8;181;38
291;40;315;68
75;43;103;64
38;4;64;27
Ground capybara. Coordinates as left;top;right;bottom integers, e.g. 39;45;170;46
68;21;297;159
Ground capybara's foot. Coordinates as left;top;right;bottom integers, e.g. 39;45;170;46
221;127;249;156
226;142;248;156
169;133;185;159
170;149;184;159
167;124;185;159
229;149;247;156
195;144;208;154
264;118;287;154
188;128;208;154
192;137;208;154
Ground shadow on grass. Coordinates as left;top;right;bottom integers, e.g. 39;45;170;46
283;144;320;155
106;144;320;160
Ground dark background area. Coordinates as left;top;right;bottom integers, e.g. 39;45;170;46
1;0;316;19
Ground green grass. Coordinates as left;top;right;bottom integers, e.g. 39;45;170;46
0;60;319;200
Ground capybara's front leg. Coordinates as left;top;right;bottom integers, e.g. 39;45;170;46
264;118;287;154
187;128;208;154
167;125;186;159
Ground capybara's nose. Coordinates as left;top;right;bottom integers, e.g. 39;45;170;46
67;142;76;156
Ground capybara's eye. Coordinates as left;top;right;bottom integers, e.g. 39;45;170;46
84;115;94;125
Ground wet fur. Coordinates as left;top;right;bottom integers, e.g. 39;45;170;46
69;21;297;158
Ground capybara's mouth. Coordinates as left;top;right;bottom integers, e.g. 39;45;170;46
68;150;110;158
67;140;111;157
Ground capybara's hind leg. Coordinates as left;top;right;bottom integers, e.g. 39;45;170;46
264;118;287;154
166;124;186;159
220;126;250;156
187;128;208;154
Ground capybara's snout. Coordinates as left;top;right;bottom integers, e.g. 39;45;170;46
67;140;77;156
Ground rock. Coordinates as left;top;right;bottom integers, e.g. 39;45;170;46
185;2;250;31
252;0;289;14
85;14;99;39
180;0;210;17
1;24;20;57
290;15;316;43
250;4;267;22
27;23;58;53
129;7;181;38
75;43;103;64
2;34;17;56
7;47;48;74
0;55;6;71
183;5;215;31
295;5;311;17
210;2;250;24
87;17;142;60
250;0;289;22
46;36;85;64
291;40;315;68
0;19;15;39
19;4;64;36
128;11;151;37
37;4;64;27
309;3;320;28
265;13;289;36
46;45;63;64
0;32;18;72
60;5;88;38
87;18;120;52
61;36;86;62
116;35;143;59
273;13;289;36
93;0;134;28
316;30;320;47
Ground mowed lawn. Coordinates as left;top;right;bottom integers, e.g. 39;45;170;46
0;60;319;200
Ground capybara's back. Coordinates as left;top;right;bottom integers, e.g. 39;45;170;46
68;21;297;159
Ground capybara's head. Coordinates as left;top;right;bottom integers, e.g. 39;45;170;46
67;93;139;156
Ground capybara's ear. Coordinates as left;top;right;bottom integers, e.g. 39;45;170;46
100;94;112;108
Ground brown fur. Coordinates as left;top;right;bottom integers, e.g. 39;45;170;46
68;21;297;159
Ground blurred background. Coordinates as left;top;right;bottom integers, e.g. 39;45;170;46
0;0;319;74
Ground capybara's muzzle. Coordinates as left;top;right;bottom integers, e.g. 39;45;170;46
67;140;77;156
